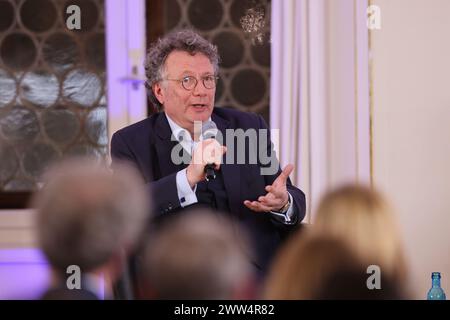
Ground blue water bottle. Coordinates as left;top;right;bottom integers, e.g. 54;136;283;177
427;272;446;300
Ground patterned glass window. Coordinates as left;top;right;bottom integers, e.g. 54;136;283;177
0;0;107;195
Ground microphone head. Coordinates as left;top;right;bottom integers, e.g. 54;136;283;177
202;120;218;139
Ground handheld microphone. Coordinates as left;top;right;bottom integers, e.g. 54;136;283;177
202;120;219;181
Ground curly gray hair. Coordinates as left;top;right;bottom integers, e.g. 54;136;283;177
145;29;220;111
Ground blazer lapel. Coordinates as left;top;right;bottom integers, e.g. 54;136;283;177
212;111;242;216
154;113;188;179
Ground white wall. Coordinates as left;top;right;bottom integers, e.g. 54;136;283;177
0;210;50;299
371;0;450;298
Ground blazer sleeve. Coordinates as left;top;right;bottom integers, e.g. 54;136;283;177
110;131;182;218
257;114;307;227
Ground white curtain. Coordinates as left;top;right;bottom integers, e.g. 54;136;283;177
270;0;371;222
270;0;303;184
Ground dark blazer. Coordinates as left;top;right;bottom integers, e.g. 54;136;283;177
110;107;306;272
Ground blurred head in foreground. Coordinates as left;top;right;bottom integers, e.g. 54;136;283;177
264;233;406;299
32;157;149;299
313;184;407;280
140;209;254;299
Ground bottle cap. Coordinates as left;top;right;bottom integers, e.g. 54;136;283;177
432;272;441;278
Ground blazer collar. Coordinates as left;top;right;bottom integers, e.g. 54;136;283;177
155;112;173;140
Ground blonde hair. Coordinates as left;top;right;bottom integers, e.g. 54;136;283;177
264;232;363;299
313;184;406;279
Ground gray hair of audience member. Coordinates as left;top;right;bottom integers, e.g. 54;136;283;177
141;210;253;299
144;29;220;110
32;157;150;274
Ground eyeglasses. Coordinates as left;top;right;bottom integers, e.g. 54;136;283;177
164;75;219;91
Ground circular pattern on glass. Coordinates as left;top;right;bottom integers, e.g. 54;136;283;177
22;143;59;179
213;32;244;68
230;0;251;28
43;33;80;72
0;0;15;32
66;143;104;158
165;0;181;31
0;32;37;70
251;34;270;67
63;69;102;107
85;107;107;146
215;76;224;101
0;106;39;142
231;69;265;106
43;109;80;146
85;33;105;70
20;0;57;33
0;69;16;108
64;0;98;32
20;71;59;108
188;0;223;31
0;143;18;184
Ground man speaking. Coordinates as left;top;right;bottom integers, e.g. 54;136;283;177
111;29;306;273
